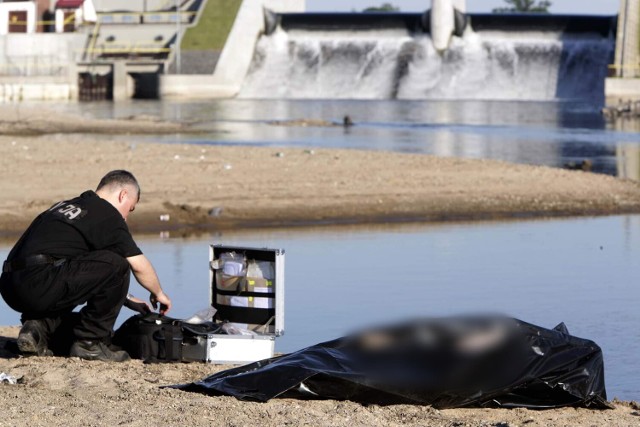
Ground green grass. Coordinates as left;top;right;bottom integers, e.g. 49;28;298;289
181;0;242;51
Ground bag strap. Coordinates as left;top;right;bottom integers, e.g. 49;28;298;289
164;326;176;361
182;322;223;336
153;324;183;362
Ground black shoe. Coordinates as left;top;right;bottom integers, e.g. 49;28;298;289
17;320;53;357
69;340;130;362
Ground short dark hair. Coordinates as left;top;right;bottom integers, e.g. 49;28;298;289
96;170;141;200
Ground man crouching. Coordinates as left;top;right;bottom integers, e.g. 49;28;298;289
0;170;172;361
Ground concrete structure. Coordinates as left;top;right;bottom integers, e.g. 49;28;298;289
612;0;639;78
160;0;305;98
605;0;640;104
0;0;178;101
0;32;83;101
605;77;640;103
0;32;85;74
0;0;304;101
0;0;87;34
0;75;75;101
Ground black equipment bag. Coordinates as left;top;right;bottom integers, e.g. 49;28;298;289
112;313;184;363
113;313;224;363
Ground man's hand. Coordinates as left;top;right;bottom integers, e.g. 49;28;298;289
124;295;152;314
150;290;172;315
128;254;171;315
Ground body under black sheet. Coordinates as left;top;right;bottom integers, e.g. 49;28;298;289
174;316;609;409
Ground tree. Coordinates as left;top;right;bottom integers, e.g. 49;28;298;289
363;3;399;12
493;0;552;13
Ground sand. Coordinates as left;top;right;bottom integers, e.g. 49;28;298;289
0;326;639;427
2;106;640;237
1;105;639;425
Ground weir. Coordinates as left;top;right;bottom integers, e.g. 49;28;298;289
239;13;616;102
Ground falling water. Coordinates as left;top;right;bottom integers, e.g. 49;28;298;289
239;27;613;101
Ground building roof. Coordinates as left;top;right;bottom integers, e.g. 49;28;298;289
56;0;85;9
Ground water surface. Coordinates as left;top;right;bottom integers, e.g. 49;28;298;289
1;215;637;400
49;98;640;180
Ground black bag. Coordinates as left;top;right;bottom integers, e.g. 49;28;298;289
113;313;223;363
112;313;184;363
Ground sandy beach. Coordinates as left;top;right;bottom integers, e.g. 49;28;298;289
1;105;639;426
0;326;639;427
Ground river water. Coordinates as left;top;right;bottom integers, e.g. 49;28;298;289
53;98;640;179
2;98;640;401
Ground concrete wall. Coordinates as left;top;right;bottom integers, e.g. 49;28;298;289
605;0;639;106
0;33;84;101
605;77;640;103
208;0;266;91
0;33;85;76
0;76;74;101
613;0;639;78
160;0;305;98
160;74;236;98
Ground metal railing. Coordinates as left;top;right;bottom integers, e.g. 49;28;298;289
96;11;197;25
84;19;101;61
86;44;171;55
0;60;69;77
3;9;200;70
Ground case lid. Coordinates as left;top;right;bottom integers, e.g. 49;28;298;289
209;244;285;337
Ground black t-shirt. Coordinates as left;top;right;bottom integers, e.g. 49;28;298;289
8;191;142;261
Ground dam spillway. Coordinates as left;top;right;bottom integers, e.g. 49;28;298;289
238;13;616;102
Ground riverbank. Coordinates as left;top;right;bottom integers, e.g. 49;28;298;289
2;106;640;425
2;132;640;237
0;104;192;136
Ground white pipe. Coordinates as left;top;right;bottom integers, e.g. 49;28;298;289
431;0;454;52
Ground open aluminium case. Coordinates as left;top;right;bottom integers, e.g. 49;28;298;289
182;244;285;364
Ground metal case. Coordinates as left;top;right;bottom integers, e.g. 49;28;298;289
204;244;285;364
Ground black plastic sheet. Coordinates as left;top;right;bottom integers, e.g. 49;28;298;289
175;316;610;409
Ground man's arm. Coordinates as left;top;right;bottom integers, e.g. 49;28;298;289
127;254;172;314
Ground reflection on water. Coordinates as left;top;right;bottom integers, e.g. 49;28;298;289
1;215;638;400
612;119;640;181
616;145;640;181
44;98;640;180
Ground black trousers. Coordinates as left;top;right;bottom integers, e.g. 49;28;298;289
0;250;130;341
